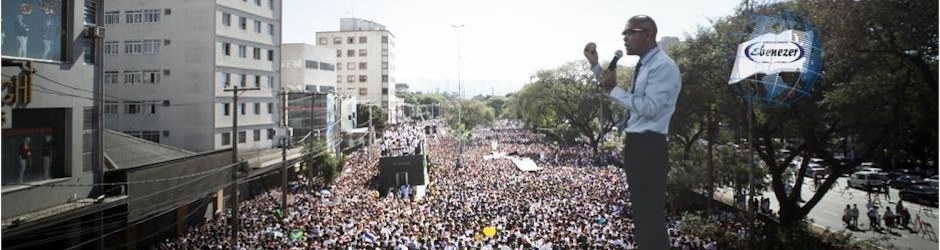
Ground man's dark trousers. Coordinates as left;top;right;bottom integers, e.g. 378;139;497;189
623;131;669;249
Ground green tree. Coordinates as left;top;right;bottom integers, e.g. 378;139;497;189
668;0;940;232
443;98;496;132
357;104;387;129
302;139;345;185
509;60;632;157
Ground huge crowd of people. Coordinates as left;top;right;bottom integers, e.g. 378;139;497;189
156;120;725;249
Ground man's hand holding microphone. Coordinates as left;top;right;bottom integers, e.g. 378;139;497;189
584;42;621;93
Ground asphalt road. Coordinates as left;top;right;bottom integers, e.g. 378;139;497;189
718;176;939;250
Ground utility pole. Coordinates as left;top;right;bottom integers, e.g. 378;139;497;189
309;91;316;184
452;24;464;168
706;106;715;213
223;85;258;250
280;89;288;214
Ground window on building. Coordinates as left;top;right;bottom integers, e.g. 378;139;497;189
336;49;341;57
126;10;143;24
105;11;120;24
337;63;342;70
223;103;231;116
319;37;328;45
238;131;247;143
240;103;246;115
268;24;275;36
105;101;118;114
382;36;388;44
359;87;368;96
337;75;342;84
347;62;356;70
359;36;367;43
347;49;355;57
347;75;355;83
239;17;247;30
255;0;262;6
252;20;261;33
253;47;261;59
320;62;335;71
268;76;275;88
268;103;274;113
382;87;389;95
124;71;142;84
305;60;319;69
382;49;388;56
222;42;231;56
255;75;262;88
105;41;120;54
145;101;159;114
253;129;261;141
143;70;161;84
382;75;389;83
125;101;141;114
143;9;160;23
105;71;119;84
268;128;275;139
347;37;355;44
359;49;367;57
222;13;231;26
254;103;261;114
333;37;341;45
240;74;247;87
141;131;160;143
239;45;247;58
359;62;367;70
359;75;368;82
125;40;142;54
222;132;231;145
269;0;275;9
143;39;161;54
267;50;274;61
222;72;231;87
382;62;388;69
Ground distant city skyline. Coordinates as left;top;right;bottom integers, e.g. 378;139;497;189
283;0;742;96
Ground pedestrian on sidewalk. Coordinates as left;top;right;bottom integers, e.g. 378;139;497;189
843;204;852;228
851;204;860;228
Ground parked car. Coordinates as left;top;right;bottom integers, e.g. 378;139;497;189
888;168;919;180
899;185;939;207
848;171;885;190
925;175;939;188
890;174;927;189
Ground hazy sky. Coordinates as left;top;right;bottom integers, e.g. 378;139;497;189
283;0;742;96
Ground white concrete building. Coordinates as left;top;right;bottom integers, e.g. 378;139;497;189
316;18;402;124
102;0;282;152
281;43;336;92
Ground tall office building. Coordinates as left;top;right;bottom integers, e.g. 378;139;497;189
102;0;282;152
316;18;402;124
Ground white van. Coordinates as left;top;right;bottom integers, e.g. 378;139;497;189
848;171;885;189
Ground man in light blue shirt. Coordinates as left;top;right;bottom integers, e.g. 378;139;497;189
584;14;681;250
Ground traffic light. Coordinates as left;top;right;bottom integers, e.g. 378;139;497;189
2;74;31;105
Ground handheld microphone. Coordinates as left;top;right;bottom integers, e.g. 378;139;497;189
608;50;623;71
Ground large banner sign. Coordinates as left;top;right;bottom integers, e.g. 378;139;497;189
728;29;811;84
726;12;823;108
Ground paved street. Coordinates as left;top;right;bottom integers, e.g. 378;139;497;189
718;177;939;250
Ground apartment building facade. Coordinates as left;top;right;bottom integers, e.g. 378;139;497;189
316;18;402;124
102;0;282;153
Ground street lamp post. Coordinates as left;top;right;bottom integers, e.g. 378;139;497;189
452;24;464;168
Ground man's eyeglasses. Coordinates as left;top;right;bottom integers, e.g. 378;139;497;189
623;28;647;36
